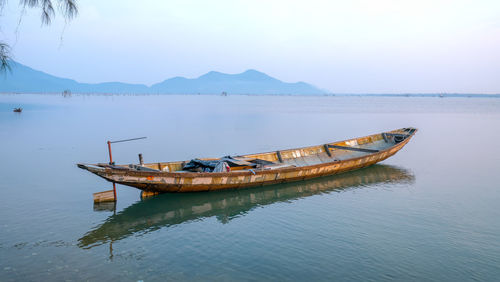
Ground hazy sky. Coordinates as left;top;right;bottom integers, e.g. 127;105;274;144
1;0;499;93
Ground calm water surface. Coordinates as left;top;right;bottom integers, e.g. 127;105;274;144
1;94;499;281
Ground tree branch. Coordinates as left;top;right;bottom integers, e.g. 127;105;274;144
0;42;11;72
20;0;78;25
0;0;78;72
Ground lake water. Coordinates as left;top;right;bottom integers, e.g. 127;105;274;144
1;94;500;281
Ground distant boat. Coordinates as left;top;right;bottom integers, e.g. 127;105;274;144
13;108;22;112
78;127;417;193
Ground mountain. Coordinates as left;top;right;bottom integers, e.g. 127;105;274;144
150;69;323;94
0;61;325;95
0;61;150;94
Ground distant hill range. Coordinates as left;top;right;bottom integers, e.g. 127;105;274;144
0;61;325;95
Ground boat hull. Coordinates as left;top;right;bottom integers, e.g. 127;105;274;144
78;129;416;193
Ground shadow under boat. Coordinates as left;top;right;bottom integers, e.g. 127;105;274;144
78;164;415;249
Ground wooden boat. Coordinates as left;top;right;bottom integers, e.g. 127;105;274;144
77;127;417;193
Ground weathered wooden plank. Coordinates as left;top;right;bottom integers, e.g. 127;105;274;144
93;190;115;203
327;145;379;153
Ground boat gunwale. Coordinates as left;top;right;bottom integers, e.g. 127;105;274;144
80;128;417;179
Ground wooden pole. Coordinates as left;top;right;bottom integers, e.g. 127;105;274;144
107;140;117;201
105;137;146;202
107;141;113;165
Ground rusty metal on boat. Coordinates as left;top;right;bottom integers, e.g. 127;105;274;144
77;127;417;193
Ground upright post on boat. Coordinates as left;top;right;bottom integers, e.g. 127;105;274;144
107;141;113;165
107;140;116;200
105;137;147;202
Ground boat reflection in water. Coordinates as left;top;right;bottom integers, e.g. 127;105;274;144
79;164;414;249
